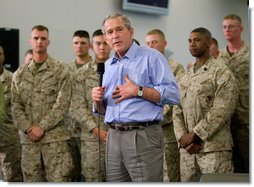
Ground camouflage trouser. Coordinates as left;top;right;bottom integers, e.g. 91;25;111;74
80;139;106;182
68;137;82;181
180;149;234;182
0;144;23;182
231;122;249;173
163;142;180;182
21;141;74;182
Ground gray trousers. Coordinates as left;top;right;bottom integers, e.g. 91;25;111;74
105;124;163;182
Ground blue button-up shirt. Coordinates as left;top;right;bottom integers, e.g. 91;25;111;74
102;42;179;124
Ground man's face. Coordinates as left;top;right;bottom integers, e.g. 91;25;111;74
188;32;210;58
223;19;243;41
92;35;111;62
29;29;49;54
145;34;166;54
72;36;91;58
24;53;33;64
209;43;219;58
103;17;133;57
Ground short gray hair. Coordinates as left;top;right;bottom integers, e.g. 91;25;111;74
102;13;132;34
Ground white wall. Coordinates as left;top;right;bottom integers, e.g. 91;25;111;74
0;0;249;68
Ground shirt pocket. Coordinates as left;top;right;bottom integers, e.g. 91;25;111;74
19;81;32;103
196;79;214;111
42;81;58;104
178;81;189;105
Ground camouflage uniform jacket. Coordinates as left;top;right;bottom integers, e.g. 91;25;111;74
162;58;185;143
0;81;4;124
173;57;238;152
219;41;249;126
67;59;106;141
0;68;19;147
12;56;71;144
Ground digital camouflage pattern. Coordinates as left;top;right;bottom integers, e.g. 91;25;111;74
0;68;22;181
0;82;4;128
66;59;103;141
81;139;106;181
21;141;73;182
163;140;181;182
219;42;249;126
12;57;71;143
12;56;73;181
180;149;233;181
66;59;107;181
173;57;237;181
162;58;184;182
219;42;249;172
0;69;19;146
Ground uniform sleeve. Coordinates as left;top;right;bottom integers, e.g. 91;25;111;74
172;104;187;147
39;65;71;131
69;69;98;132
193;67;238;141
71;107;97;132
174;63;185;80
12;68;32;133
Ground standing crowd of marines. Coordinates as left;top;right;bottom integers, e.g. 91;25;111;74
0;13;249;182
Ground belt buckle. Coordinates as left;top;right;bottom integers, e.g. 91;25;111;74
112;123;146;131
114;124;126;131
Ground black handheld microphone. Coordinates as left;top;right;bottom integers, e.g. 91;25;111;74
96;63;105;180
97;63;105;86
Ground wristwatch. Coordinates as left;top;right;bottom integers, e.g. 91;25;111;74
137;86;143;97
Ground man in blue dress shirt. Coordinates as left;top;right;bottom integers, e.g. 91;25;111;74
92;13;180;182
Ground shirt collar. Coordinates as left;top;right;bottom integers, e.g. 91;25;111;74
201;57;214;72
111;42;139;64
28;56;50;73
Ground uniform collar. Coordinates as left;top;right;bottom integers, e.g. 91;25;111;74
28;56;50;74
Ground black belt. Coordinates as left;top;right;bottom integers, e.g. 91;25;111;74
108;121;160;131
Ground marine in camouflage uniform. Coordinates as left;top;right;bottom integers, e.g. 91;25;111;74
12;56;73;182
173;28;238;182
66;59;88;182
219;42;249;173
161;58;184;182
0;45;22;182
145;29;184;182
82;62;107;182
219;14;249;173
65;30;92;182
66;30;107;182
67;59;107;182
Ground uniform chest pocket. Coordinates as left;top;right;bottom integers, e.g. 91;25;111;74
43;82;58;94
19;80;33;103
42;82;58;103
196;80;214;109
178;80;189;102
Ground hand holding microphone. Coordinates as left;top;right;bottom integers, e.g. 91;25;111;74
92;63;105;102
97;62;105;87
92;63;106;114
